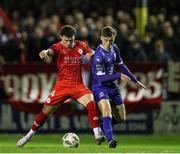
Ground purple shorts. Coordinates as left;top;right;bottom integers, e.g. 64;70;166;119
93;87;123;106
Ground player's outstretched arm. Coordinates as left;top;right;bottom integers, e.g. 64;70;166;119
120;73;146;89
39;49;54;59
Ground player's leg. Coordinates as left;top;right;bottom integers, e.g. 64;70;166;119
16;84;66;147
112;103;126;125
108;104;125;148
76;93;105;145
92;88;117;148
111;89;126;125
98;99;116;142
31;105;59;132
16;105;58;147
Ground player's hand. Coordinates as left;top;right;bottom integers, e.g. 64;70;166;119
120;74;131;83
85;53;93;61
135;81;146;89
39;50;48;59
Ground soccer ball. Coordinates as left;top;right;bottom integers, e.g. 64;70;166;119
62;132;80;148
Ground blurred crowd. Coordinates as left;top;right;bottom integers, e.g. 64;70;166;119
0;0;180;64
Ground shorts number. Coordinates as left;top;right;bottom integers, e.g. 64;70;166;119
46;90;56;103
47;98;51;103
50;90;56;96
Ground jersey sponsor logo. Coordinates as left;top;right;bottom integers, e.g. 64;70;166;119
64;56;81;64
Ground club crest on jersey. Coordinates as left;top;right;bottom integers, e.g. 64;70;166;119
78;49;83;54
99;92;105;98
96;56;101;62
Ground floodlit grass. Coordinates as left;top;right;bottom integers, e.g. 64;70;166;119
0;133;180;153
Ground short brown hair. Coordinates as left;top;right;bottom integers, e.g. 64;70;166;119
60;25;76;37
101;26;116;37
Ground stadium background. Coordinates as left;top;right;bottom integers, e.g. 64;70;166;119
0;0;180;153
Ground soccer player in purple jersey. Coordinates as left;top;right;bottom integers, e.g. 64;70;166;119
92;26;146;148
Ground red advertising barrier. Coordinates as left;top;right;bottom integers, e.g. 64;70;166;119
120;62;164;113
0;62;164;114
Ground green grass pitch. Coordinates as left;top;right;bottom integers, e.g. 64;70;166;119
0;133;180;153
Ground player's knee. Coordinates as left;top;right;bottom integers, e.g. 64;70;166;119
42;106;55;116
85;94;94;102
102;111;112;118
78;94;94;106
101;105;112;117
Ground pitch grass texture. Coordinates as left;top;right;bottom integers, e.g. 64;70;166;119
0;133;180;153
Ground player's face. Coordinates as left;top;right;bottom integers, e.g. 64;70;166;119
101;36;115;51
60;36;75;49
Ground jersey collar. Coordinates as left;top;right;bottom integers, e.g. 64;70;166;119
100;44;112;52
60;41;77;50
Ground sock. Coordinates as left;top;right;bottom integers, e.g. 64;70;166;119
31;111;48;131
100;123;104;133
86;101;100;128
103;116;113;142
25;129;35;139
93;127;102;139
111;116;119;126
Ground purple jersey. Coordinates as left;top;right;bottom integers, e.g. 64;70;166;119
92;44;123;90
92;43;138;90
92;43;137;104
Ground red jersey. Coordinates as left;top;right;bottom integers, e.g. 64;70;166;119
50;40;91;86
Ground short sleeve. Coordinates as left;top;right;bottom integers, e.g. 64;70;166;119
50;43;60;54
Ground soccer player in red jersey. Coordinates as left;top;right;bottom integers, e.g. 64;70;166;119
16;25;104;147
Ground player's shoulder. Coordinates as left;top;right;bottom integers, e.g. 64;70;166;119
51;41;63;49
50;41;63;52
76;40;87;47
113;43;121;53
52;41;61;46
96;44;104;53
113;43;119;50
50;41;66;54
94;45;104;58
